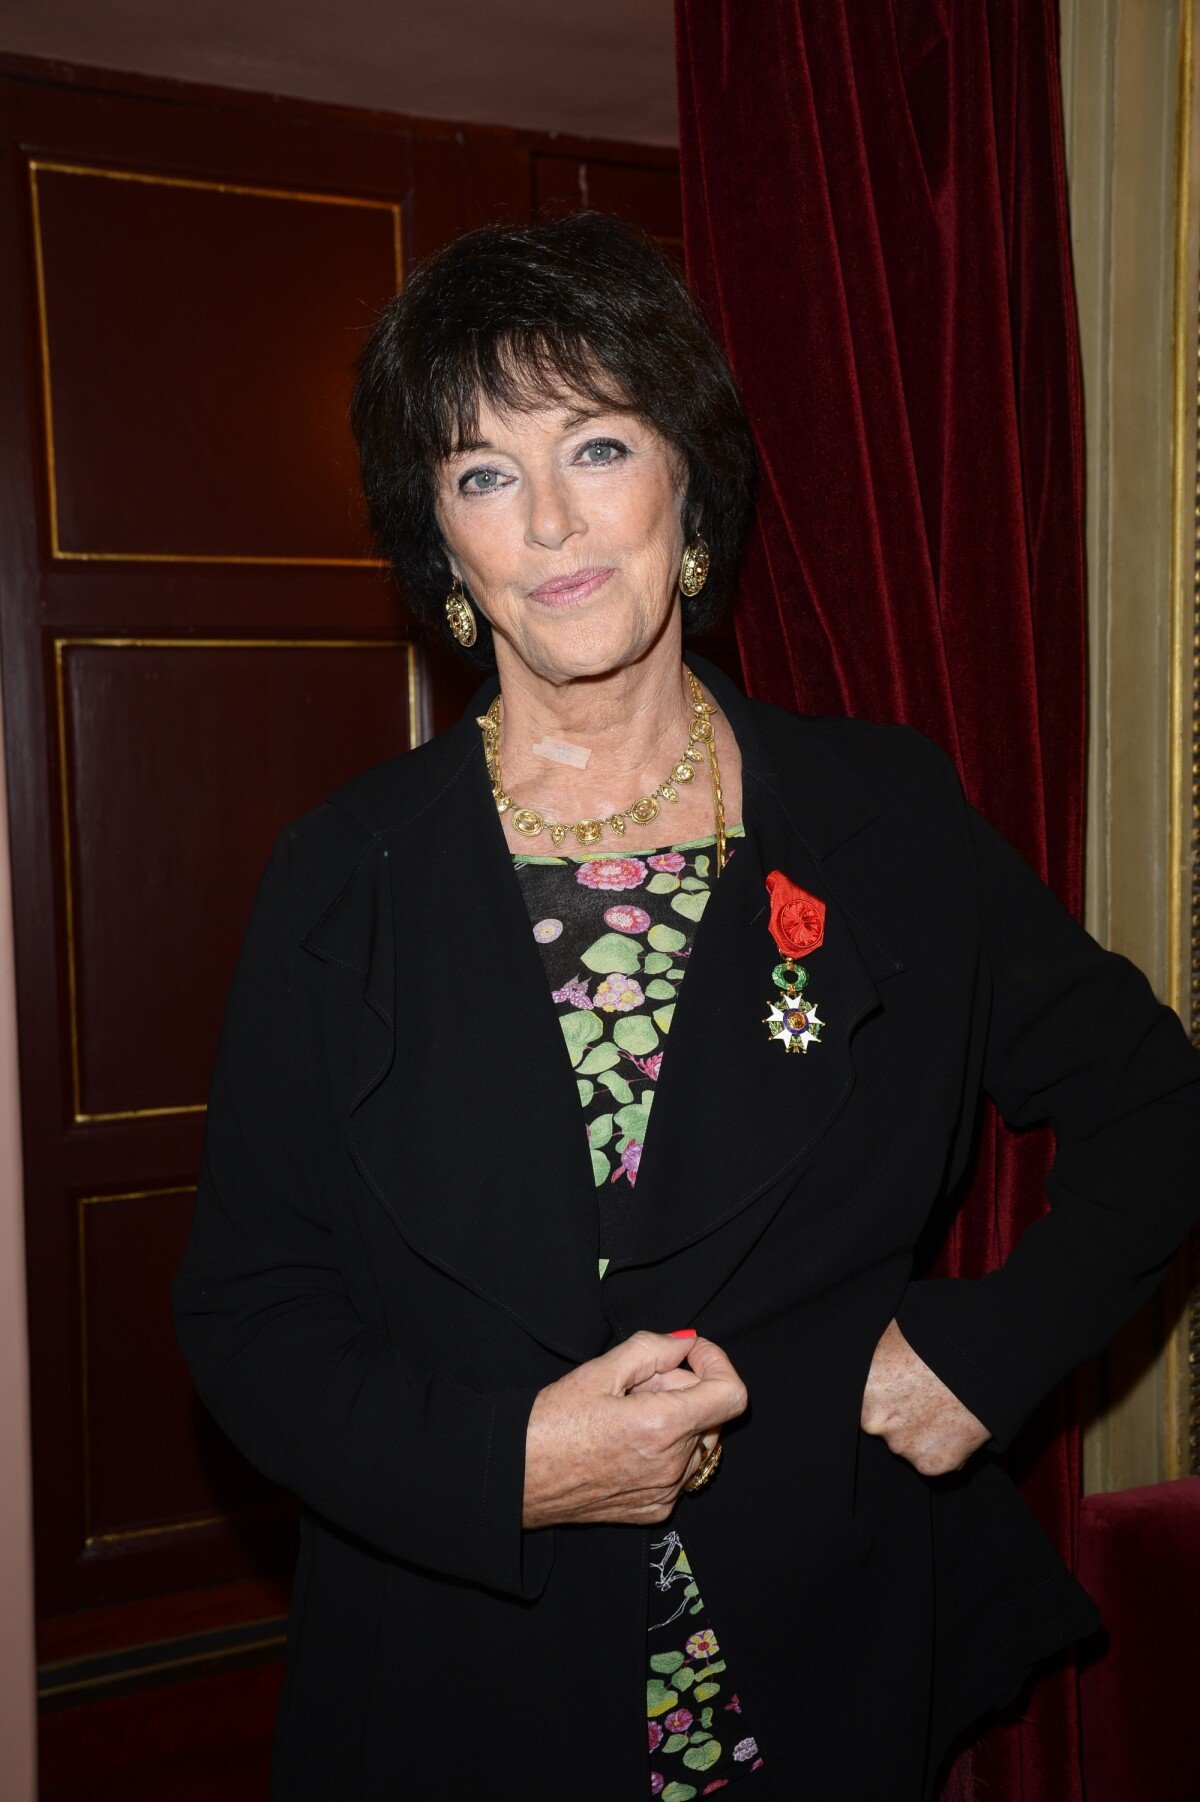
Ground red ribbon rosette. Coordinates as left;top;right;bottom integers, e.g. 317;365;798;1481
764;870;826;958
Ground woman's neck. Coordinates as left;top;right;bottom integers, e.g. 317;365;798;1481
488;639;743;855
495;643;691;803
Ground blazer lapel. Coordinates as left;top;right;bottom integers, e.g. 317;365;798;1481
301;676;614;1364
299;650;905;1364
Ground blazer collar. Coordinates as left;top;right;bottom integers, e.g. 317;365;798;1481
300;651;905;1362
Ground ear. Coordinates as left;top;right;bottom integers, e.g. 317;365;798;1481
673;456;700;543
433;526;463;590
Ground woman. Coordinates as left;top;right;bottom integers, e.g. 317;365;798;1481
172;211;1200;1801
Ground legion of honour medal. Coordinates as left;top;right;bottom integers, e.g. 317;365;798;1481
762;869;827;1053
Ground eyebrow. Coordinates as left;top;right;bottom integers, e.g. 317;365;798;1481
448;404;630;458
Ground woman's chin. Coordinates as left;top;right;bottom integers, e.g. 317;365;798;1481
513;607;671;684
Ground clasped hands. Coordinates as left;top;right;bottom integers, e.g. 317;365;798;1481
522;1317;990;1530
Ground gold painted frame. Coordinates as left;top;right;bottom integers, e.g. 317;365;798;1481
29;159;401;565
38;1619;288;1702
1169;1;1200;1478
54;635;418;1123
77;1184;230;1546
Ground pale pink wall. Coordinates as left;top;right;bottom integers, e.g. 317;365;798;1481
0;658;39;1799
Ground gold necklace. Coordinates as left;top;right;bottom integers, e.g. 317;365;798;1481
477;666;728;875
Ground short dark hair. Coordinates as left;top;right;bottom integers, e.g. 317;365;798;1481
350;209;758;666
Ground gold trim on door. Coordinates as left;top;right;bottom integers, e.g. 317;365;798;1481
78;1184;266;1545
29;158;402;565
54;635;418;1124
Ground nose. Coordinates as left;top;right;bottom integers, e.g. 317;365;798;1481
523;467;584;551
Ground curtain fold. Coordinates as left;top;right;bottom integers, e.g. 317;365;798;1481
674;3;1087;1796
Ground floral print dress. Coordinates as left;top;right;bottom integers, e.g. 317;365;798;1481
513;828;766;1798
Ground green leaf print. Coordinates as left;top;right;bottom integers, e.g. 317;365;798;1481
671;890;709;923
576;1078;594;1106
577;1042;620;1074
673;1665;694;1691
700;1708;714;1729
680;875;707;890
580;932;640;974
652;1002;676;1033
695;853;710;878
646;872;681;894
648;923;687;953
646;1679;678;1718
589;1112;614;1148
590;1149;610;1187
661;1785;698;1802
614;1103;649;1142
682;1741;723;1772
693;1682;721;1702
644;978;675;1000
664;1733;689;1754
641;950;673;974
613;1015;658;1054
596;1069;634;1105
649;1651;685;1674
560;1010;602;1065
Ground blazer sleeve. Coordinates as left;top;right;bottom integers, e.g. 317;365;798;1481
893;736;1200;1452
170;824;556;1600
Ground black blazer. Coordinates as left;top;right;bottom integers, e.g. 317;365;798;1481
171;650;1200;1802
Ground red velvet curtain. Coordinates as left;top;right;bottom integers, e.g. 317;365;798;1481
674;3;1088;1797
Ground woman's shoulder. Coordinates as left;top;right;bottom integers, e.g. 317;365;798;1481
268;724;477;937
748;694;963;807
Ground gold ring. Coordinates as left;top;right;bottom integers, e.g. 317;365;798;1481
683;1438;723;1492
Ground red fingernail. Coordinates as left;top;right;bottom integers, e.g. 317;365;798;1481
669;1328;697;1339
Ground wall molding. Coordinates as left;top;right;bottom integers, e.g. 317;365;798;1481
1062;0;1198;1491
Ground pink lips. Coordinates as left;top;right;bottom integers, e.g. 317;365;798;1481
527;566;615;607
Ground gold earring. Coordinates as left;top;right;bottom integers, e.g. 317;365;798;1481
445;575;478;648
679;536;711;598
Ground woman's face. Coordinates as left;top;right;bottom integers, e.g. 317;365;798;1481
433;391;688;686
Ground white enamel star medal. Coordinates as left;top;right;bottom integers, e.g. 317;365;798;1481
763;960;825;1053
762;869;828;1055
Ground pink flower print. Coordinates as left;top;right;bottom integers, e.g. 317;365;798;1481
664;1707;693;1735
593;973;644;1013
624;1050;663;1082
613;1139;643;1184
702;1785;731;1795
576;856;648;891
732;1737;759;1762
603;902;652;934
551;975;592;1008
533;918;563;943
685;1629;719;1660
648;1721;664;1753
650;1776;665;1796
723;1693;743;1715
648;852;686;873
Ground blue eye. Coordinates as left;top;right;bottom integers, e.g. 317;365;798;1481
577;438;627;465
458;467;509;494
